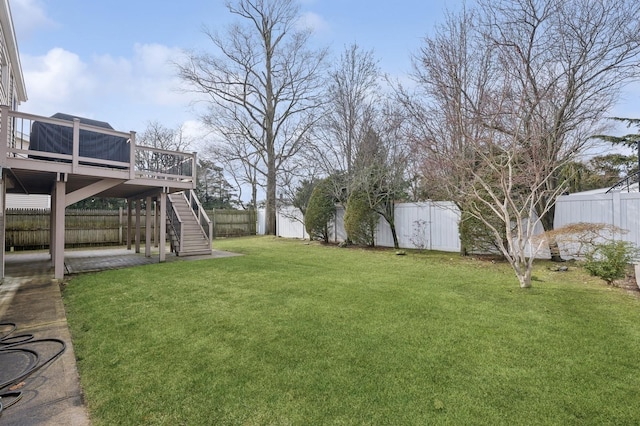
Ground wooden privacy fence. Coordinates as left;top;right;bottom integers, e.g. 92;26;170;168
6;209;132;250
208;209;257;237
5;208;257;250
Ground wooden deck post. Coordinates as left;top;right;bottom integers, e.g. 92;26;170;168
72;118;80;173
159;192;166;262
145;196;152;257
154;199;159;247
53;177;66;280
118;207;123;245
50;189;56;259
129;131;136;180
135;199;141;254
126;199;132;250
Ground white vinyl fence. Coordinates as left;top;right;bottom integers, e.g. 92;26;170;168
264;202;462;252
255;192;640;256
554;192;640;247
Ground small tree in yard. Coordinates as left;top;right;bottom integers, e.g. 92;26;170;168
292;179;316;217
304;179;335;243
406;0;640;289
458;209;507;256
344;190;377;246
547;223;640;285
584;241;639;285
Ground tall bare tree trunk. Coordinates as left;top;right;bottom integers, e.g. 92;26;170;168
266;155;277;235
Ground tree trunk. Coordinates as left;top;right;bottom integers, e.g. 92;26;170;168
540;202;563;262
380;203;400;250
518;268;532;289
390;223;400;250
265;161;277;235
251;181;257;211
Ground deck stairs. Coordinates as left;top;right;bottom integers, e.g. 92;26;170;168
166;191;213;256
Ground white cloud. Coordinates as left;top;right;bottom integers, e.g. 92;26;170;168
9;0;57;39
297;12;330;34
22;48;95;113
20;43;201;131
129;43;192;107
181;119;210;152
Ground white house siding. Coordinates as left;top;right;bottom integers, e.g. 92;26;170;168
6;194;51;209
0;0;26;107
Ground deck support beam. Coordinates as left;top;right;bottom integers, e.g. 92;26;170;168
126;199;132;250
145;196;152;257
135;199;141;254
159;191;166;262
53;176;66;280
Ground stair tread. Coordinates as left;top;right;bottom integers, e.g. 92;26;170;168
168;191;213;256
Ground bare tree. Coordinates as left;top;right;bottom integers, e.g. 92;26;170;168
466;131;567;288
403;6;563;287
313;44;381;203
137;120;192;152
475;0;640;260
136;120;194;178
178;0;327;234
405;0;640;286
352;101;410;249
204;135;262;209
401;7;492;255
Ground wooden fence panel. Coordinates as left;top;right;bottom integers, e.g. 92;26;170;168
5;207;257;250
6;208;152;250
209;209;257;237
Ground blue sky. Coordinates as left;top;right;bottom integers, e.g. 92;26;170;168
9;0;640;155
9;0;457;147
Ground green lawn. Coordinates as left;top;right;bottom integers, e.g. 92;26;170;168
63;236;640;425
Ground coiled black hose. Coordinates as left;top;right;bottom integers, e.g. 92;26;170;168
0;322;66;416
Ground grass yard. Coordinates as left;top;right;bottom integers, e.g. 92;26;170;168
63;236;640;425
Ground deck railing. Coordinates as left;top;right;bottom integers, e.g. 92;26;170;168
0;106;196;185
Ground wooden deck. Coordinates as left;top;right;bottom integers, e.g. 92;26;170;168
0;106;201;279
0;106;196;199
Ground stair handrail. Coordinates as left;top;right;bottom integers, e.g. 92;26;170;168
166;195;184;253
183;190;213;241
606;170;640;193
